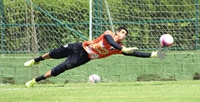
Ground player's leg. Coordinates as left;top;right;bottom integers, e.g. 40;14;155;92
25;54;90;87
25;43;91;87
25;61;66;88
24;44;75;67
24;53;50;67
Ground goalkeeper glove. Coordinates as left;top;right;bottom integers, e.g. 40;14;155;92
151;47;167;60
121;47;138;54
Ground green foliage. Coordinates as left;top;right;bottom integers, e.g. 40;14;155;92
193;72;200;80
137;74;161;81
137;74;176;81
37;79;55;84
1;77;15;84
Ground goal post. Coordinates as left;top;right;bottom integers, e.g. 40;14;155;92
0;0;200;84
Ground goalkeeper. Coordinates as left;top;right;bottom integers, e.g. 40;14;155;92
24;27;167;87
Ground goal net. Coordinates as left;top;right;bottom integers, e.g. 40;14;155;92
0;0;200;84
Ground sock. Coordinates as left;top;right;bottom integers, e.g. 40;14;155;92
35;75;46;82
34;56;44;62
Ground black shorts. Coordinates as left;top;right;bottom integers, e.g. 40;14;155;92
50;43;91;76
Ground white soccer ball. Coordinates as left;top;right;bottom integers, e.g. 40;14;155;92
159;34;174;47
88;74;101;83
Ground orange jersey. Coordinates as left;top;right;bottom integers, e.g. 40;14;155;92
82;30;123;59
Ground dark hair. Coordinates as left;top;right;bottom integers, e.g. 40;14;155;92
116;27;128;35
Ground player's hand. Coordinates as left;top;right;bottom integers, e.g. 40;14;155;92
151;47;167;60
157;47;168;60
122;47;138;54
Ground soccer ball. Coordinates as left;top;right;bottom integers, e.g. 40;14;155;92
159;34;174;47
88;74;101;83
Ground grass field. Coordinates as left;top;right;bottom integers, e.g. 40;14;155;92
1;81;200;102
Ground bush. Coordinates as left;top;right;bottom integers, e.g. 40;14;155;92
137;74;176;81
193;72;200;80
2;77;15;84
38;79;55;84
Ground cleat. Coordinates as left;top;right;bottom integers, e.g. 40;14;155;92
25;79;36;88
24;59;39;67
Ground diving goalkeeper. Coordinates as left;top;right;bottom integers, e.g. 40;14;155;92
24;27;167;87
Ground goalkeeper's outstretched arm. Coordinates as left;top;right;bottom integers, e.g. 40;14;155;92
122;48;167;60
122;51;151;58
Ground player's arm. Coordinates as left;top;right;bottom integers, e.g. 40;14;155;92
105;34;122;50
105;34;138;53
122;51;151;58
122;47;167;60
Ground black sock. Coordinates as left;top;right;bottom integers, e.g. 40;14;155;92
35;75;46;82
34;56;44;62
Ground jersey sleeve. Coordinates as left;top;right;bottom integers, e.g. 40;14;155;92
122;51;151;58
104;35;122;50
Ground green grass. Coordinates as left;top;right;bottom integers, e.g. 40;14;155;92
1;81;200;102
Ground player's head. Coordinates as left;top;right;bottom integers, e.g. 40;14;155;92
116;27;128;35
115;27;128;40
